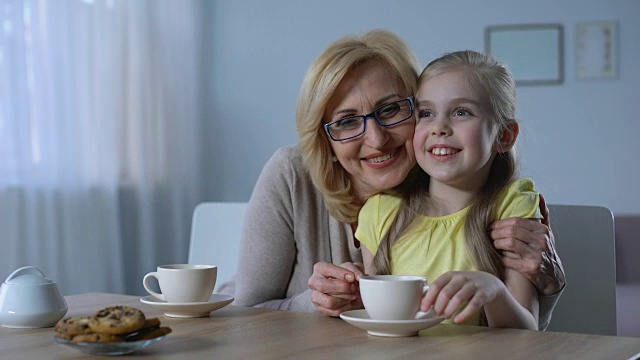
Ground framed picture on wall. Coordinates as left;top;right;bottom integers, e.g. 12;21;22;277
485;24;564;86
575;21;617;80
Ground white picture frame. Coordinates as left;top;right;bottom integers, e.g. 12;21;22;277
485;24;564;86
576;21;617;80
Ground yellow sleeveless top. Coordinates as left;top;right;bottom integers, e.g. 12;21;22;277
355;178;541;326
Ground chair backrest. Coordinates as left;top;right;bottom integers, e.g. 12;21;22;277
546;204;616;335
188;202;247;292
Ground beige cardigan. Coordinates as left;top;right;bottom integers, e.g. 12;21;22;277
223;146;361;312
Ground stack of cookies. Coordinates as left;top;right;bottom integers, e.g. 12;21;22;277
55;305;171;343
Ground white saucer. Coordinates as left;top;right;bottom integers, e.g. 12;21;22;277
339;309;444;337
140;294;234;318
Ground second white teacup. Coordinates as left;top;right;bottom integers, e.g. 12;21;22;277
359;275;430;321
143;264;217;303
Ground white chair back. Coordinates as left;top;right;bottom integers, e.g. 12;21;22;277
188;202;247;291
546;204;616;335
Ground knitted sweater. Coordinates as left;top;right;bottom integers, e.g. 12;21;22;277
221;146;361;312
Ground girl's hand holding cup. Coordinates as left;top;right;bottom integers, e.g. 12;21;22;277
421;271;504;324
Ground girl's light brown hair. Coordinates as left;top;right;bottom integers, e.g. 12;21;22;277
373;50;520;279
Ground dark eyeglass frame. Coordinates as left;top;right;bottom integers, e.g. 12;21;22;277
324;97;414;141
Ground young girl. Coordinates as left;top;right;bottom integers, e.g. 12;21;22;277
356;50;539;330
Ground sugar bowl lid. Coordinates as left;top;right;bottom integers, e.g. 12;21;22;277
4;266;53;285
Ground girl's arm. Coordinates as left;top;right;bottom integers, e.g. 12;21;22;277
486;216;543;329
421;269;538;330
361;246;375;275
485;268;539;329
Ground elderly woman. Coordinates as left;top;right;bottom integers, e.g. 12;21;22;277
226;30;564;330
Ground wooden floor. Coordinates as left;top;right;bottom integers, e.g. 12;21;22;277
617;283;640;337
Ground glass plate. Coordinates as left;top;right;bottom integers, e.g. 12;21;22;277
53;335;165;356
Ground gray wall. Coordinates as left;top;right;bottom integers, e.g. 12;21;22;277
204;1;639;279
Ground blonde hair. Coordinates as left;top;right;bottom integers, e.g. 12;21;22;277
296;30;421;223
373;50;519;279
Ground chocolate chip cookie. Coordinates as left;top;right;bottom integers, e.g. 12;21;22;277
88;305;146;335
54;316;94;340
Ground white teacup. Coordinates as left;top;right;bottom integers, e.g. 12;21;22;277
359;275;430;321
143;264;217;303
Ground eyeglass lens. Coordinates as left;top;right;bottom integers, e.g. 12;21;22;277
327;99;413;141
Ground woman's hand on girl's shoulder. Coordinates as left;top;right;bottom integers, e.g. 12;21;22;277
490;194;566;295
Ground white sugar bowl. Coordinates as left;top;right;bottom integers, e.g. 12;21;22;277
0;266;68;328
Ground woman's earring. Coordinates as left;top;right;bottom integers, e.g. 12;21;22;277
332;156;337;163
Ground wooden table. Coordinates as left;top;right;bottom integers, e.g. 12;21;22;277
1;293;639;359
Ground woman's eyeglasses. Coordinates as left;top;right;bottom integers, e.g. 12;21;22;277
324;97;414;141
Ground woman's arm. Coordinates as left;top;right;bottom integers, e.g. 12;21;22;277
231;148;311;311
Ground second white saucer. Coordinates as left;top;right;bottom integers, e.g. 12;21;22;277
339;309;443;337
140;294;233;318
